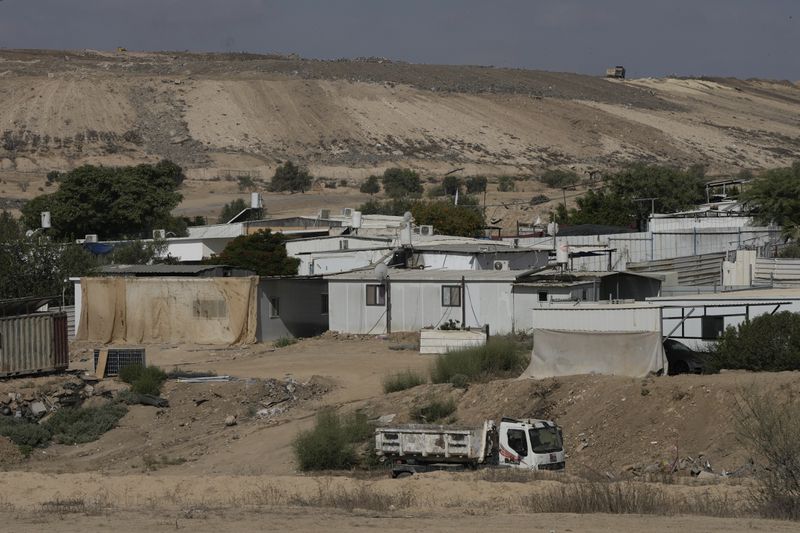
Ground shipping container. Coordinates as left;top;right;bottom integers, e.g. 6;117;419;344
0;312;69;377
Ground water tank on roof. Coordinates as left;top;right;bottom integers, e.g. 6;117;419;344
556;242;569;265
251;192;262;209
352;210;362;229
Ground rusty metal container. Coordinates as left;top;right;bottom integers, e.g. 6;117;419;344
0;312;69;377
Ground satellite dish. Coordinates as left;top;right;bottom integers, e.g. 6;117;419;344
25;230;34;238
374;263;388;281
535;216;542;225
403;211;412;223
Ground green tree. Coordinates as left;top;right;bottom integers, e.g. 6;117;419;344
743;162;800;234
357;198;414;216
207;230;299;276
0;211;97;301
381;168;423;199
497;176;515;192
560;164;706;228
20;161;186;241
442;175;462;196
270;161;312;193
218;198;249;223
538;169;580;188
359;175;381;195
412;201;484;238
107;239;178;265
465;176;488;194
706;312;800;373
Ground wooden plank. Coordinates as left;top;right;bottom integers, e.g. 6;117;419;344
95;348;109;378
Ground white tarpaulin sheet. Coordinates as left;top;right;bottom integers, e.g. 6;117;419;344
76;276;258;345
521;329;666;379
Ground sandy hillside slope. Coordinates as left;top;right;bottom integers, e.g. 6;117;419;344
1;48;798;179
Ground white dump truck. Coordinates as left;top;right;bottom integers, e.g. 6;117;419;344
375;417;565;477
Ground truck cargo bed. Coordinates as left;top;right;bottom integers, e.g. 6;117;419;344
375;421;493;464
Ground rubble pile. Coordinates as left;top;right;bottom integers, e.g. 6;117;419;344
0;375;110;422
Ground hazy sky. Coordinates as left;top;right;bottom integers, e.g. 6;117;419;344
0;0;798;79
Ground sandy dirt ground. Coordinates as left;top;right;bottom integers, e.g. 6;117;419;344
2;509;796;533
0;335;797;530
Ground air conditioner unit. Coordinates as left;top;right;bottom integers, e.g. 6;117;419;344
152;229;166;240
418;225;434;236
342;208;353;217
84;234;98;243
493;260;510;271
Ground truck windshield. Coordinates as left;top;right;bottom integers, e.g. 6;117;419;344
529;427;563;454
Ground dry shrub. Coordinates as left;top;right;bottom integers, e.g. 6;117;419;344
736;390;800;520
521;482;737;517
383;369;426;393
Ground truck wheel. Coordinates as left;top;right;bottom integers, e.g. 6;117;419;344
395;471;413;479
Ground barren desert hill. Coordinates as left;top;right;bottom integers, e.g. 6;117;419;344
0;48;799;220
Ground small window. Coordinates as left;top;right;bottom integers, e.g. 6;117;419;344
507;429;528;457
321;293;329;315
441;285;461;307
538;291;548;302
269;297;280;318
581;289;587;301
339;240;349;250
366;284;386;306
701;315;724;340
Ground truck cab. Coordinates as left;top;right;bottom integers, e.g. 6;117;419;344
497;417;565;471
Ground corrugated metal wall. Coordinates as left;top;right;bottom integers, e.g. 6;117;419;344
0;312;69;377
627;253;726;286
513;227;779;272
754;258;800;286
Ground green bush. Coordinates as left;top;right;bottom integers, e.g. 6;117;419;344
44;403;128;445
465;176;488;194
293;409;373;471
383;370;426;393
410;398;457;423
431;337;528;384
274;337;297;348
120;364;167;395
706;312;800;372
449;373;469;389
497;176;515;192
118;363;144;384
777;244;800;259
0;417;52;448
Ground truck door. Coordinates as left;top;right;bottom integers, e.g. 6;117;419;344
498;426;534;469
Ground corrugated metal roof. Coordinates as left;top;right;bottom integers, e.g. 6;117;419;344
326;269;525;282
649;287;800;301
186;224;245;239
413;243;535;254
98;264;240;275
0;296;59;317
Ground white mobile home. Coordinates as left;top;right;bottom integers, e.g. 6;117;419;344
327;269;662;335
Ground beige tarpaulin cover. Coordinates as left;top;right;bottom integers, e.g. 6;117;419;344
520;329;666;379
76;277;258;345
